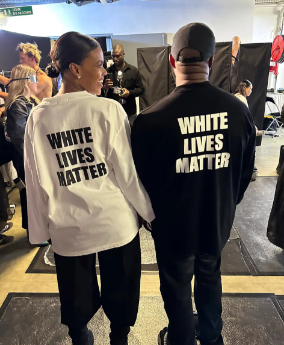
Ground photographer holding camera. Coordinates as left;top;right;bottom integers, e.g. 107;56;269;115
104;44;144;126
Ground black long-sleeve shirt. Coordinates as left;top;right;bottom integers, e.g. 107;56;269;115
105;62;144;117
131;82;256;258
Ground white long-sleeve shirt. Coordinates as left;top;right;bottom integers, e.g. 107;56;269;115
235;93;260;134
24;91;154;256
235;93;249;107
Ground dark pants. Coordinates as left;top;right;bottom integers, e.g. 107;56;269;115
12;148;28;231
155;244;223;345
0;171;8;228
54;233;141;345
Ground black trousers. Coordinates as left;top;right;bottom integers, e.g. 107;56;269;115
12;148;28;231
0;171;8;227
155;243;223;345
54;233;141;345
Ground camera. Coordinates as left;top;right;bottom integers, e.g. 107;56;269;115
113;86;124;95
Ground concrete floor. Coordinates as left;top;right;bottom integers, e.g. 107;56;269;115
0;135;284;308
256;136;283;177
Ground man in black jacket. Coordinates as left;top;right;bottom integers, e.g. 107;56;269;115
104;44;144;125
131;23;255;345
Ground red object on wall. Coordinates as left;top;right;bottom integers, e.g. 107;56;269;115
269;62;278;75
272;35;284;62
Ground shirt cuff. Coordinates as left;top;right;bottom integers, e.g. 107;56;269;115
129;90;136;97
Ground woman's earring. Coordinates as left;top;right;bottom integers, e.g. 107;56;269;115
78;75;81;79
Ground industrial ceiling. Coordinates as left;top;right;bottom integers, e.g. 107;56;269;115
0;0;283;10
0;0;114;8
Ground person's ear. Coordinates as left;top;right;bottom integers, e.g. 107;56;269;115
169;54;176;69
69;63;81;78
209;56;214;69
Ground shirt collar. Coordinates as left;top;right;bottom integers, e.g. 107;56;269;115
123;62;131;71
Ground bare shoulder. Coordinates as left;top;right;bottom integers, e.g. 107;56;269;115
37;70;52;86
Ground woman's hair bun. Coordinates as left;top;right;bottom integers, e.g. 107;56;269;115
46;62;60;78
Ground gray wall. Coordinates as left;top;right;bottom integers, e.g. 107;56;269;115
112;33;167;67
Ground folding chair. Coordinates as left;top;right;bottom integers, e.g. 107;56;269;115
265;96;283;137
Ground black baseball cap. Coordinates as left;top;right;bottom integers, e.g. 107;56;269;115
171;23;216;63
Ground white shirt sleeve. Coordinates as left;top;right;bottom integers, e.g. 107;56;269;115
235;93;249;107
109;108;155;223
24;114;50;244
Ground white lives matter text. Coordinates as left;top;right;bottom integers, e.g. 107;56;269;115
176;113;231;173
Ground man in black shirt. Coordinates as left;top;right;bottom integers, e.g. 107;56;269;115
104;44;144;125
132;23;255;345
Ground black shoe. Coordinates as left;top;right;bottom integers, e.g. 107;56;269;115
158;327;197;345
0;234;14;245
158;328;169;345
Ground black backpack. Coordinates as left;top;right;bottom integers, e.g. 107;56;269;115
277;145;284;175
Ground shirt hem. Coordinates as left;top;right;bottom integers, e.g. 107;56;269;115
51;229;139;257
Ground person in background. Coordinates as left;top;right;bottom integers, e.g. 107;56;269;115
0;93;5;116
235;79;264;181
0;43;52;101
0;161;18;188
104;44;144;126
132;23;255;345
0;122;14;245
5;65;48;247
0;171;13;245
234;79;252;106
0;91;8;100
25;32;154;345
281;103;284;124
267;141;284;248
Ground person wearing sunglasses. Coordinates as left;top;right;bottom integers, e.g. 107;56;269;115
5;65;48;247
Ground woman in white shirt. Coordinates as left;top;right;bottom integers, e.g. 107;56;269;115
235;79;264;180
24;32;154;345
235;79;265;137
235;79;252;107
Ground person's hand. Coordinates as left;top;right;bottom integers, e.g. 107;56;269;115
104;79;113;90
120;88;130;99
0;107;5;118
137;214;152;231
143;220;152;232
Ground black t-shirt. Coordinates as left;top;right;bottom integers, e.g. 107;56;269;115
131;82;256;257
